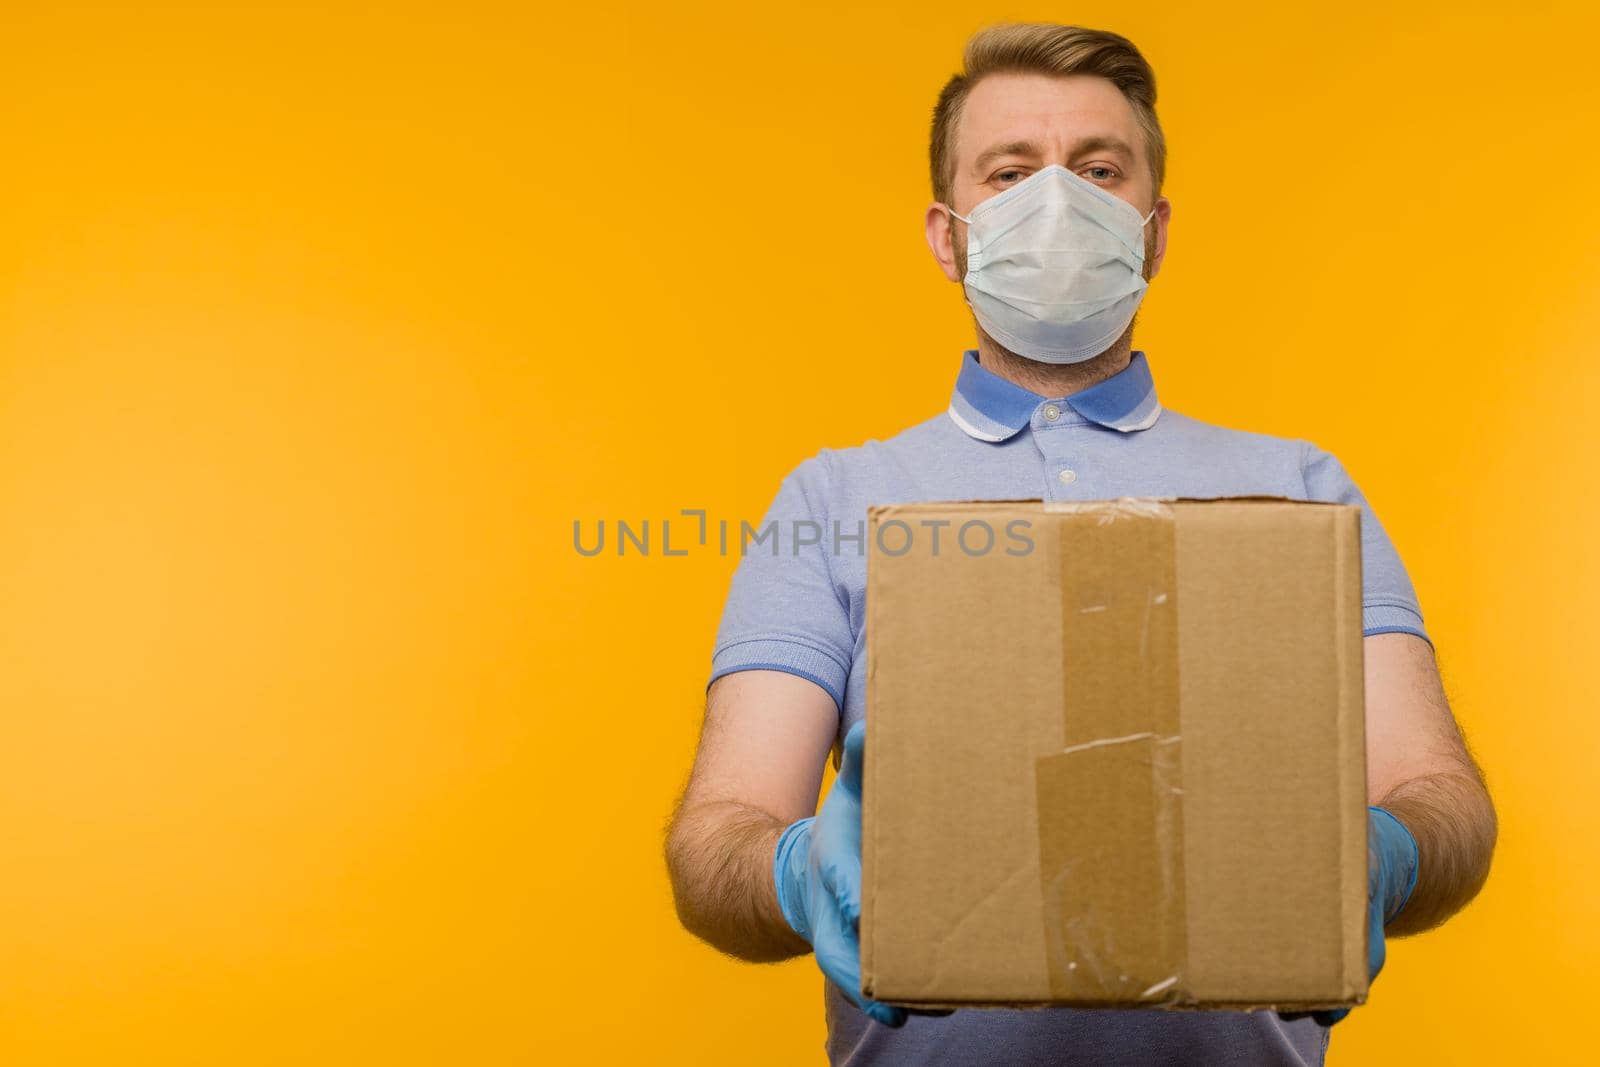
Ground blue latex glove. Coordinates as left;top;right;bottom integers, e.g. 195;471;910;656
773;719;908;1027
1284;805;1419;1027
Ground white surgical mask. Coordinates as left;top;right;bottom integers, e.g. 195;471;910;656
946;164;1158;364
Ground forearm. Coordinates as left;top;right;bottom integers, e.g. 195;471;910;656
665;799;812;962
1378;765;1497;937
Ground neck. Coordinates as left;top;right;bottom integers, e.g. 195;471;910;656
976;328;1135;399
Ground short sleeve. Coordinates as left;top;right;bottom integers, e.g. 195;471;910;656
706;452;853;709
1299;441;1431;648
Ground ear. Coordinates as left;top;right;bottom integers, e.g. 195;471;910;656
925;202;964;283
1147;196;1173;279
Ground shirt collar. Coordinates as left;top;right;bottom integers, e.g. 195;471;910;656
946;348;1163;442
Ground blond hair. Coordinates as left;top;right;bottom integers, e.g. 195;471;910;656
930;23;1166;207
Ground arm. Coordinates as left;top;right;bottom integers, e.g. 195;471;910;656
1297;443;1497;937
1364;631;1498;936
664;669;837;962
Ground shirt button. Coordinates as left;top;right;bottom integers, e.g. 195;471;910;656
1042;404;1062;422
1058;468;1077;485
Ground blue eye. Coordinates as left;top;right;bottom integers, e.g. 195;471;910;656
1085;166;1115;182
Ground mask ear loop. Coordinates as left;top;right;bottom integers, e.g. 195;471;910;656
943;204;973;226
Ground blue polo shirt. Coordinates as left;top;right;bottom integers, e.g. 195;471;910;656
708;348;1429;1067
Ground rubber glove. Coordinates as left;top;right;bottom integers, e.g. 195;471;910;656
773;719;907;1027
1283;805;1419;1027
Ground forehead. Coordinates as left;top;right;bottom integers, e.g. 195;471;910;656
956;72;1143;172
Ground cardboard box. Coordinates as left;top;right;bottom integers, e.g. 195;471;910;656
860;497;1368;1012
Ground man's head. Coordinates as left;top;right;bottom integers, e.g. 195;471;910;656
926;24;1172;358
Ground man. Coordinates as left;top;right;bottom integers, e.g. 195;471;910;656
665;22;1496;1067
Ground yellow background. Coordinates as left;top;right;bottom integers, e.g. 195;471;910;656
1;2;1595;1063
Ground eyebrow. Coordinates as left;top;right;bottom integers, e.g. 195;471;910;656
971;136;1137;174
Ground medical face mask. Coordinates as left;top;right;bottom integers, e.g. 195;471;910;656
946;164;1157;365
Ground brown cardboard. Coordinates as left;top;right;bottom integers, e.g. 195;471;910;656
860;497;1368;1012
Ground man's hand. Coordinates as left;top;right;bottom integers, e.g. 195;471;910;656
1282;805;1420;1027
772;719;907;1027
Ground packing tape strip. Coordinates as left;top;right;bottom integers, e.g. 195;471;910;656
1041;495;1177;519
1034;500;1189;1004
